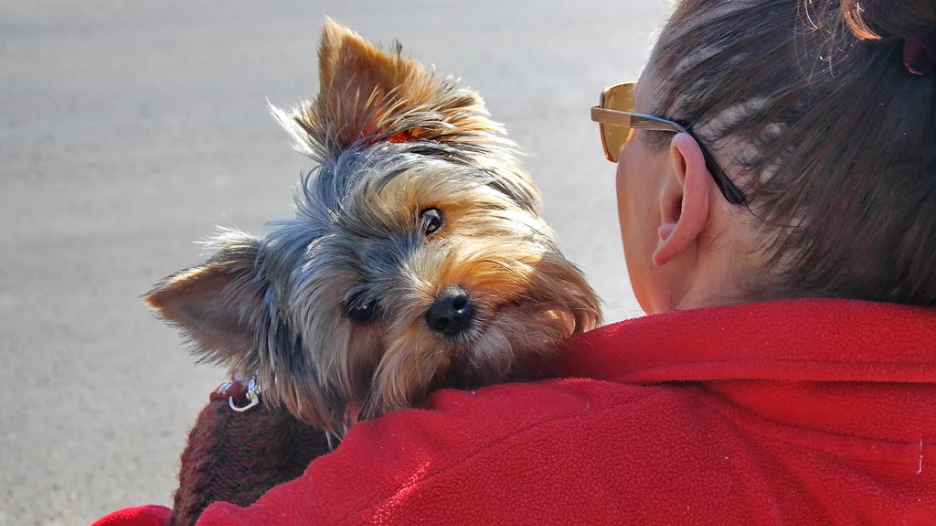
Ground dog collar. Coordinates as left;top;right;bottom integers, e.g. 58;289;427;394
211;373;262;412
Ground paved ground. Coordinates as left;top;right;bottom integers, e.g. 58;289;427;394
0;1;668;523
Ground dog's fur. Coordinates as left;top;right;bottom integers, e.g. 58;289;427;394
146;20;601;437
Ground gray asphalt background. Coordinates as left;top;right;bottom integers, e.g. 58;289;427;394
1;1;667;523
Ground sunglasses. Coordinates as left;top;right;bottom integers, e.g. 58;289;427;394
590;82;746;205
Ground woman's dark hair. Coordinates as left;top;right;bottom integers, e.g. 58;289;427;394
648;0;936;306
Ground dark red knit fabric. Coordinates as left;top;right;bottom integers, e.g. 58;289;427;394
167;398;329;525
95;299;936;525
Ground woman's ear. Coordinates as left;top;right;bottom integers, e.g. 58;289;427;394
652;132;713;267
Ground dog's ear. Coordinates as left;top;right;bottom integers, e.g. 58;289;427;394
271;18;503;161
144;232;269;370
147;231;349;434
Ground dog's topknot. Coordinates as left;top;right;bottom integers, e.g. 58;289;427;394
272;19;509;162
270;18;541;214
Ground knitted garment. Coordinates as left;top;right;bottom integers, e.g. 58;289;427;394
167;395;329;526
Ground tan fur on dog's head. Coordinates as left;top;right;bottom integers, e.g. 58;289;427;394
146;20;601;437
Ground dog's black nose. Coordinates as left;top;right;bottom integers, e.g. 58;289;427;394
426;287;474;337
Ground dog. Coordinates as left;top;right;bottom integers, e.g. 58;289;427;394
145;19;601;439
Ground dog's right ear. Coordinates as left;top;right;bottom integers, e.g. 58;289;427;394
144;232;268;370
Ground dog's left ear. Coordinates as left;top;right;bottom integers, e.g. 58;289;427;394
272;18;502;161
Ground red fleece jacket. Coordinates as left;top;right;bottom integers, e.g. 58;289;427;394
95;299;936;525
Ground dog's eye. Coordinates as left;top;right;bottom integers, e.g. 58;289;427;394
347;299;377;324
419;208;444;236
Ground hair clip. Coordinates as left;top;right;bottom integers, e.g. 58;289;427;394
904;30;936;76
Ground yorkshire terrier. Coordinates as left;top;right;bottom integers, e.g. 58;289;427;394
146;20;601;442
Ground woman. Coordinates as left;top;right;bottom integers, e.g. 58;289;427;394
97;0;936;523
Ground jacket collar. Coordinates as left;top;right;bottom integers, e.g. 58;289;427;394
559;299;936;445
560;298;936;385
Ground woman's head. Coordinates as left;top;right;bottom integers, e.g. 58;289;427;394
616;0;936;313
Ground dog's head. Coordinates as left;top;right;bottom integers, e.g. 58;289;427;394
146;20;601;435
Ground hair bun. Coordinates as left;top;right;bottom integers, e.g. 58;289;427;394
840;0;936;40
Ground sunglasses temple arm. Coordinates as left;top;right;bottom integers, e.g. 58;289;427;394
593;105;746;204
698;145;746;204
